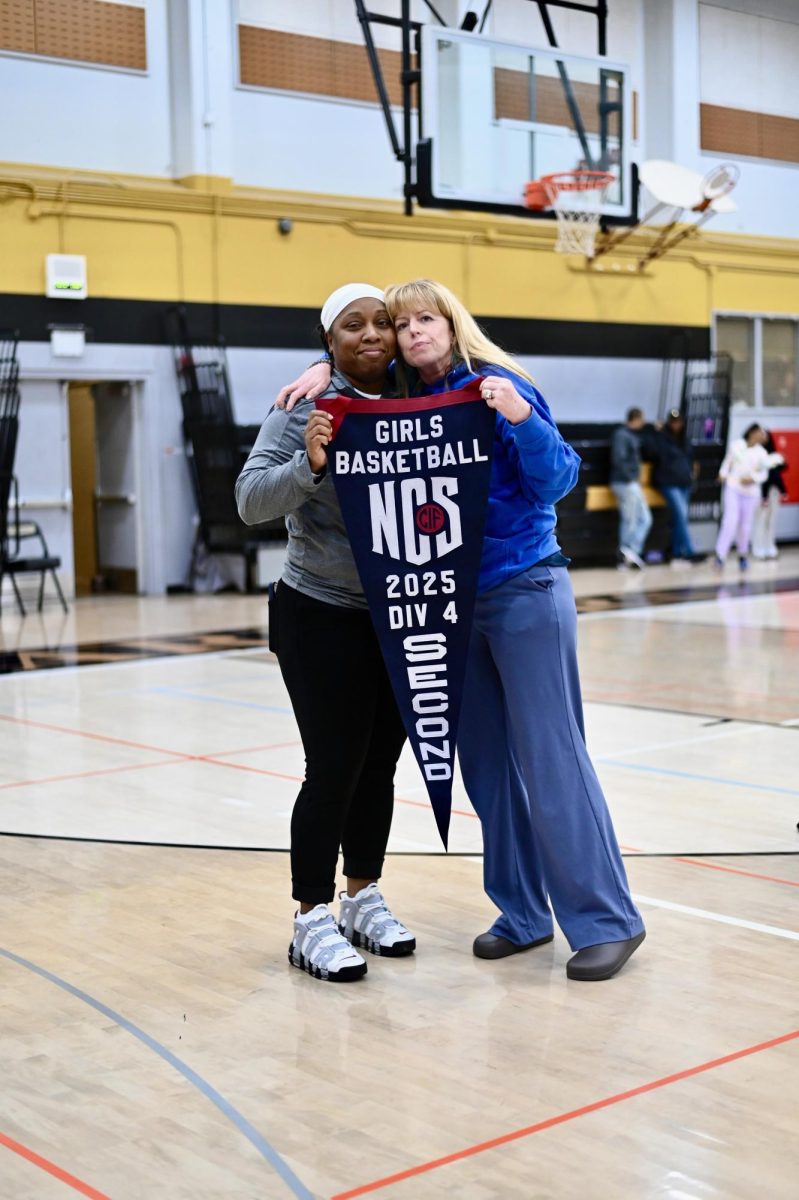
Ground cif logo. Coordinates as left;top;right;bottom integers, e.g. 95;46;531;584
369;476;462;564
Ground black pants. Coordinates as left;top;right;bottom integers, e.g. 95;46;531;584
275;582;407;905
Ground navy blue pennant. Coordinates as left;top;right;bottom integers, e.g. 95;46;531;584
319;383;495;847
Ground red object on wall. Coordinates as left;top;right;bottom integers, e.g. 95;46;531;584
772;431;799;504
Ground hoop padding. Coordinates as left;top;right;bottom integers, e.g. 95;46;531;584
539;170;615;258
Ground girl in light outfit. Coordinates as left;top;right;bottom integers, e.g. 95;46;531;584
715;424;783;569
752;431;788;560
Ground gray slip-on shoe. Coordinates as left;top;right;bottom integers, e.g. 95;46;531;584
566;930;646;981
473;931;554;959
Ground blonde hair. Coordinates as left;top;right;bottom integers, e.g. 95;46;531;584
384;278;534;390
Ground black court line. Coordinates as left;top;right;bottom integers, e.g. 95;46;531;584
0;626;270;675
1;577;797;676
580;696;799;729
0;831;796;857
575;574;799;615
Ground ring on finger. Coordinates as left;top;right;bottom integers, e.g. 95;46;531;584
484;389;493;400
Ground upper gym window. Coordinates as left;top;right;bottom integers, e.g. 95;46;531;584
0;0;147;72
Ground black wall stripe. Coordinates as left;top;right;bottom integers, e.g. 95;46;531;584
0;293;710;360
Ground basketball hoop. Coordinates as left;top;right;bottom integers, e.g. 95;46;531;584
695;162;740;212
524;169;615;258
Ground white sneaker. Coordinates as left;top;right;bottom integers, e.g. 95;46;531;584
289;904;367;982
620;546;645;569
338;884;416;957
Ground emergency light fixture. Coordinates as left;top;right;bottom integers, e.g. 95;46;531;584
46;254;88;299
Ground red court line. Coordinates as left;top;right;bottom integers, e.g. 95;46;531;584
200;757;305;785
329;1028;799;1199
199;759;481;820
208;740;302;758
0;713;191;759
0;1130;111;1200
393;794;478;820
673;857;799;888
0;757;181;791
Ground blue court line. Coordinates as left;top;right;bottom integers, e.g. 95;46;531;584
0;946;317;1200
148;686;293;715
600;760;799;797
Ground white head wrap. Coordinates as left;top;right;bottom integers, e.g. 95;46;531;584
321;283;385;331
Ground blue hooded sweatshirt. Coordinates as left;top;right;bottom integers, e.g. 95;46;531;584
419;361;581;593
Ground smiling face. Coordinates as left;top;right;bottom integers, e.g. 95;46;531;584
393;307;455;384
326;298;396;392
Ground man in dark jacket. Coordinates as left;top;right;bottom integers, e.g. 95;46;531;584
648;409;696;566
610;407;651;568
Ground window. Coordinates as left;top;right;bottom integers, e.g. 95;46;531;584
0;0;146;72
715;315;799;408
716;317;753;406
763;321;798;407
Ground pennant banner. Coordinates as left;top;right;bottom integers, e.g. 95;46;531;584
319;383;495;847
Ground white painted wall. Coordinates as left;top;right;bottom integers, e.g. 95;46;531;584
230;89;405;200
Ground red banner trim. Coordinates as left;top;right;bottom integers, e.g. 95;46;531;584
317;382;485;438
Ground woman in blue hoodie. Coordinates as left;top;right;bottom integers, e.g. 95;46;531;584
278;279;645;981
384;279;644;982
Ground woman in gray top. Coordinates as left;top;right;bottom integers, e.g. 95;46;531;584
236;284;414;983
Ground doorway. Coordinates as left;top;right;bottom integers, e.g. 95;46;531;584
67;381;140;594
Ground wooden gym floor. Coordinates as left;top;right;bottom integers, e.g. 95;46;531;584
0;552;797;1199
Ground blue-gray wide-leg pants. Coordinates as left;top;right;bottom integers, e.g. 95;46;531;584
458;563;644;951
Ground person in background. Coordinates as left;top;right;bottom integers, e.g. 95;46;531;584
714;423;782;570
648;409;697;568
610;407;651;569
752;430;788;560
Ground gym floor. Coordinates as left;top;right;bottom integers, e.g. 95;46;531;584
1;552;797;1199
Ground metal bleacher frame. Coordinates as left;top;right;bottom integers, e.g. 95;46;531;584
166;307;283;593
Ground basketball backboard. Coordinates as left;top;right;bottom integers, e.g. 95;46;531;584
417;25;635;224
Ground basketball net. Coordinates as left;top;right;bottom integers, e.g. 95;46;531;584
543;171;615;258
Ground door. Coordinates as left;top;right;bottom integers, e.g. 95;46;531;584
93;382;140;593
67;383;99;595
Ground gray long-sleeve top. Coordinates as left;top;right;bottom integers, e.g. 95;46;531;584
610;424;642;484
235;375;367;609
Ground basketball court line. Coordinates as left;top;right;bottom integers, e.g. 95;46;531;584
582;695;795;729
3;707;792;796
1;574;795;675
0;713;192;758
0;1130;111;1200
0;946;316;1200
671;858;799;888
1;833;797;868
147;685;293;715
592;723;770;762
601;760;799;797
632;896;799;941
0;758;183;792
328;1029;799;1199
